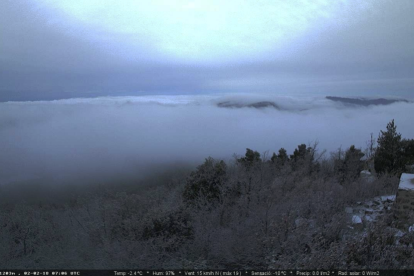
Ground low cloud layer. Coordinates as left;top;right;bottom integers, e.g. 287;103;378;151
1;95;413;185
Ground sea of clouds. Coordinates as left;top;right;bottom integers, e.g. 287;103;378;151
1;94;413;185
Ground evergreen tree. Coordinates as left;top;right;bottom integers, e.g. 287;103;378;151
290;144;310;162
183;157;227;205
271;152;277;163
343;145;365;181
402;138;414;168
333;147;346;183
374;119;404;174
290;144;316;174
277;148;289;165
237;148;261;167
271;148;289;165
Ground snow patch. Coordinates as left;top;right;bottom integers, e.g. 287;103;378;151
399;173;414;191
381;195;396;202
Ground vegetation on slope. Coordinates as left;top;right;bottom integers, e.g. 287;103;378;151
1;120;414;269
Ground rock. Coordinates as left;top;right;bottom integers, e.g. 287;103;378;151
352;215;363;230
352;215;362;224
365;215;374;222
345;207;353;214
365;209;374;214
361;170;371;176
364;201;373;208
395;230;405;238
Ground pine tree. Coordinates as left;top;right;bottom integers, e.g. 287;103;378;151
290;144;316;174
343;145;365;181
402;138;414;169
290;144;310;162
374;119;404;174
277;148;289;165
183;157;227;205
237;148;261;168
270;148;289;165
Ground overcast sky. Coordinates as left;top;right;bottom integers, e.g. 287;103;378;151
1;0;414;101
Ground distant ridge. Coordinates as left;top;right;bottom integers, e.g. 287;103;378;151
326;96;408;106
217;101;279;109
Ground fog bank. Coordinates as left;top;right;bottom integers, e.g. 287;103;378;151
1;94;413;185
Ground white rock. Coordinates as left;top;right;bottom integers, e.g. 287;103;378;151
352;215;362;224
361;170;372;176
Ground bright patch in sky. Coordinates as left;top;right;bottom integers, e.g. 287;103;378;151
37;0;371;62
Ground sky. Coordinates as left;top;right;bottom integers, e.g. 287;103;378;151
1;0;414;101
